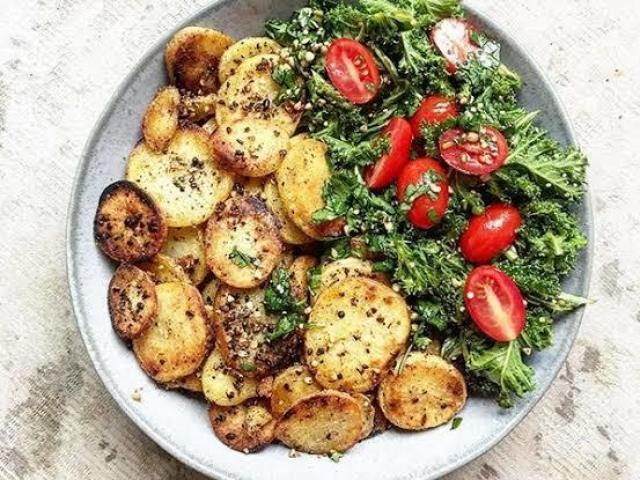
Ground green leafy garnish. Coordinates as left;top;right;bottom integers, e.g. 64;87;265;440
228;247;257;268
451;417;463;430
264;268;308;342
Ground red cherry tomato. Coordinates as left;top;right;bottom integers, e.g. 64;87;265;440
460;204;522;263
431;18;479;74
365;117;413;190
410;96;458;138
439;126;509;175
396;158;450;230
325;38;381;104
464;265;526;342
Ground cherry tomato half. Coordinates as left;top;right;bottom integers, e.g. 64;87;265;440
325;38;381;104
365;117;413;190
410;95;459;138
439;126;509;175
460;204;522;264
464;265;526;342
431;18;479;74
396;158;450;230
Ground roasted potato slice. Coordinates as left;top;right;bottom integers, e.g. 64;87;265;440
275;137;344;240
208;401;275;453
166;370;203;393
137;254;190;284
202;347;258;406
234;176;266;197
275;391;363;454
305;277;411;393
165;26;234;95
160;226;207;285
352;393;375;440
263;177;313;245
270;365;322;418
108;264;157;339
179;93;217;122
288;255;318;302
216;54;300;135
94;181;168;263
212;119;290;177
204;195;283;289
142;86;180;153
201;277;220;307
218;37;281;83
133;282;209;383
211;284;299;377
126;126;234;227
202;117;217;134
378;353;467;430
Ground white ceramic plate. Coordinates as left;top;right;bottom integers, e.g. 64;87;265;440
66;2;593;478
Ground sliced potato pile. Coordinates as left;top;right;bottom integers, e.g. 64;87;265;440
161;226;208;285
137;254;190;284
202;347;258;406
108;264;157;339
270;365;322;418
263;177;313;245
133;282;209;383
126;126;234;227
378;353;467;430
94;181;168;263
305;277;411;392
142;86;180;153
209;401;275;453
218;37;281;83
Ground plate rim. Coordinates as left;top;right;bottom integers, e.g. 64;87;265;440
65;2;594;479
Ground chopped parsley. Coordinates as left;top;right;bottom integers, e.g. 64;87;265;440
228;247;257;268
264;268;308;342
451;417;463;430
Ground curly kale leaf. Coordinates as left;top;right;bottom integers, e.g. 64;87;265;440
264;268;307;342
399;30;454;96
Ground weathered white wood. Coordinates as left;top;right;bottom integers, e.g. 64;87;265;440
0;0;638;478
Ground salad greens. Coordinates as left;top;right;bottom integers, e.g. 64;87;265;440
266;0;587;407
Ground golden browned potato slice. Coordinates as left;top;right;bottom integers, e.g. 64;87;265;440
218;37;281;83
352;393;375;440
211;284;299;377
165;27;234;95
179;93;217;122
212;119;290;177
216;54;300;135
126;126;234;227
275;391;363;454
160;226;207;285
263;177;313;245
270;365;322;418
317;257;374;292
378;353;467;431
288;255;318;302
142;86;180;153
204;195;283;289
208;401;275;453
304;277;411;393
371;397;389;436
275;137;345;240
166;370;203;393
201;277;220;307
202;117;218;135
133;282;209;383
234;176;266;197
137;254;190;284
94;181;168;263
202;347;258;406
108;264;157;339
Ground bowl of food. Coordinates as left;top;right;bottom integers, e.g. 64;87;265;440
66;0;592;478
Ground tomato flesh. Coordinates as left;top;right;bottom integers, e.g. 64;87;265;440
431;18;478;74
396;158;450;230
464;265;526;342
460;204;522;263
410;96;458;138
439;126;509;175
325;38;381;104
365;117;413;189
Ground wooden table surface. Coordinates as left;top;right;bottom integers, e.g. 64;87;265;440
1;0;639;478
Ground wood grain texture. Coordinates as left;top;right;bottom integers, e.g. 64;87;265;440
0;0;639;478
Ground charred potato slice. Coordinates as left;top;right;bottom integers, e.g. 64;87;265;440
275;138;343;240
204;195;283;289
212;119;290;177
270;365;322;418
216;54;300;135
108;264;157;339
179;93;217;122
305;277;411;393
126;126;234;227
160;226;207;285
212;284;299;377
218;37;281;83
352;393;376;440
378;353;467;430
202;347;258;406
142;86;180;153
288;255;318;302
275;391;362;454
165;27;234;94
94;181;168;263
137;254;190;284
133;282;209;383
208;401;275;453
166;370;203;393
263;177;313;245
